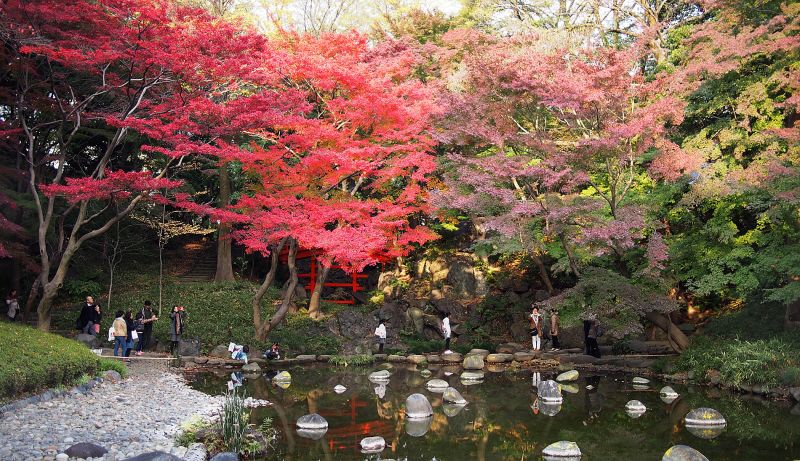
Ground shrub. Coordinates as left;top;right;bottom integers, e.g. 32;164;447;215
329;354;375;367
0;323;100;399
98;358;128;378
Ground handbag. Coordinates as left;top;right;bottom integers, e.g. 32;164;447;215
530;328;538;336
131;330;139;340
108;327;115;342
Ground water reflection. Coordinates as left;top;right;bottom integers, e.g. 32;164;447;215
188;365;800;461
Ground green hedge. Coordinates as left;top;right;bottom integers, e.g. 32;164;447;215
0;323;101;400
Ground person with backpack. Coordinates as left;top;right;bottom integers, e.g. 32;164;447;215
374;319;386;353
112;310;127;357
134;301;157;355
529;306;543;351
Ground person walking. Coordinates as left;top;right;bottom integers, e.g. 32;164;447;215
112;310;127;358
529;306;543;351
6;290;19;322
586;317;601;358
374;319;387;353
441;312;452;353
549;309;561;351
170;305;187;355
134;301;157;355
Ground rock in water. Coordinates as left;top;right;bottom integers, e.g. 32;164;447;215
632;377;650;384
65;443;108;458
460;371;485;383
419;369;432;378
556;370;579;382
540;402;562;417
660;386;679;403
369;370;391;382
662;445;709;461
241;362;261;373
296;413;328;429
405;393;433;418
542;441;581;458
538;380;563;403
272;371;291;382
443;403;467;417
122;453;184;461
463;354;485;370
625;400;646;418
297;428;327;440
405;416;432;437
334;385;347;394
426;379;449;390
560;383;580;394
684;408;726;427
442;387;467;405
468;348;490;357
686;424;726;440
360;436;386;453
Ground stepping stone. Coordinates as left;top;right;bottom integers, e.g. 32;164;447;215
405;393;433;418
426;379;449;390
486;353;514;363
407;354;428;364
441;352;463;363
460;371;485;382
463;354;485;370
426;354;442;363
633;377;650;384
388;354;407;362
65;443;108;459
272;371;291;382
296;413;328;429
514;352;536;361
684;408;726;426
468;348;490;357
542;440;581;458
442;387;467;404
360;436;385;453
369;370;391;382
662;445;709;461
626;400;646;418
556;370;579;382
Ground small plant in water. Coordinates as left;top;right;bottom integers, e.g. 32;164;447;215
329;354;375;367
220;387;248;453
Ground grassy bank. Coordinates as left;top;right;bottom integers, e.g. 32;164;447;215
51;270;341;355
0;323;125;400
674;302;800;388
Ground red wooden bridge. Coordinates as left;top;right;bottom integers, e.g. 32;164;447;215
280;247;369;305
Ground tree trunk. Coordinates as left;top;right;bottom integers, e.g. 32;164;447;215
254;238;286;341
214;161;235;282
256;238;297;340
645;311;689;352
36;283;60;332
22;276;41;323
531;251;554;294
559;233;581;278
307;259;331;320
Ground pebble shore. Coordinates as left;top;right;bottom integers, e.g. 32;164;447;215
0;359;221;461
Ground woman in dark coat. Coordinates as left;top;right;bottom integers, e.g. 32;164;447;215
170;305;187;355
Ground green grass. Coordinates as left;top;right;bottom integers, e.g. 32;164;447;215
51;269;341;355
329;354;375;367
0;323;103;399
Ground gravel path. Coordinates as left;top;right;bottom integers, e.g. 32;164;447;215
0;359;221;461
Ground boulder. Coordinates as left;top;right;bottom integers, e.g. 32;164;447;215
296;413;328;429
65;443;108;458
441;352;463;363
206;358;224;366
537;380;562;403
442;387;467;405
419;369;432;378
426;379;449;390
662;445;709;461
317;355;331;362
334;385;346;394
496;343;519;354
122;452;183;461
295;354;316;363
101;370;122;383
179;338;200;356
633;377;650;384
272;371;291;382
405;393;433;418
75;334;99;349
486;353;513;363
790;387;800;402
556;370;579;382
684;408;726;427
360;436;386;453
209;344;230;358
542;441;581;458
625;400;646;415
388;354;407;363
241;362;261;373
426;354;442;363
407;354;428;365
193;356;209;364
447;260;478;296
513;352;536;362
468;348;490;357
463;354;485;370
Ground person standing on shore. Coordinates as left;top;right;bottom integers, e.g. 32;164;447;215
5;290;19;322
529;306;543;351
586;317;601;358
170;305;187;355
549;309;561;351
112;310;127;357
77;296;101;335
374;319;386;353
135;301;157;355
123;310;135;360
441;312;452;353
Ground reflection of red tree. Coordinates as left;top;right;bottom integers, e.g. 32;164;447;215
316;396;395;455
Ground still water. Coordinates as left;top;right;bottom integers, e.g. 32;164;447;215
187;364;800;461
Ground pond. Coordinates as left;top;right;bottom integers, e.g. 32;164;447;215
187;364;800;460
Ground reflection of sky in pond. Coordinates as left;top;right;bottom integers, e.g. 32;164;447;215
188;364;800;461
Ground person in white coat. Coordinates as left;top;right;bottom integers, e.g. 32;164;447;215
374;319;386;353
441;312;452;353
